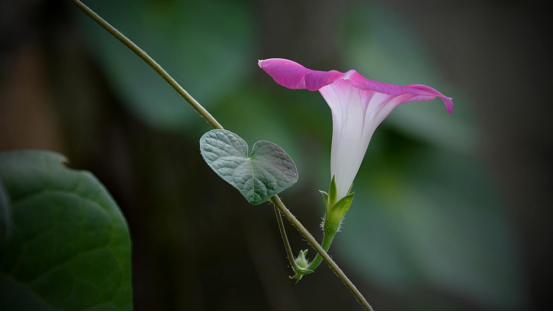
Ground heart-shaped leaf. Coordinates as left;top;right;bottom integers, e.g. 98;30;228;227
200;130;298;205
0;150;132;310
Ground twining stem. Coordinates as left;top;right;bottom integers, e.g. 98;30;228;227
272;203;301;274
68;0;372;310
68;0;223;130
307;228;336;271
270;197;373;311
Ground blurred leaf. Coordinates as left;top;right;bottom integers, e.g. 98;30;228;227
343;2;476;155
337;149;525;309
0;151;132;310
200;130;298;205
0;181;12;240
78;0;254;131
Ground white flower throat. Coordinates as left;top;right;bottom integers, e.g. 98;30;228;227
320;79;411;201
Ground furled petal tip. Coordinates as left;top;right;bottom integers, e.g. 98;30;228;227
258;58;453;114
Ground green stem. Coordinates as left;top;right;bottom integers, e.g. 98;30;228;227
271;200;301;274
68;0;223;130
306;226;337;272
68;1;372;310
270;196;373;311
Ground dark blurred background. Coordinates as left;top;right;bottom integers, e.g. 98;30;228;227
1;0;552;310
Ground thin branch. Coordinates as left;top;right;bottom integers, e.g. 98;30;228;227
270;196;373;311
272;202;300;275
68;0;223;130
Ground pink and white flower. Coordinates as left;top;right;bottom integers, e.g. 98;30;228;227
259;58;453;202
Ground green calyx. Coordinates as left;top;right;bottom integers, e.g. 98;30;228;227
320;176;354;236
319;176;338;213
295;249;309;268
292;177;354;283
325;193;354;234
292;249;314;282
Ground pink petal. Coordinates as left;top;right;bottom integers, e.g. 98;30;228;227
258;58;342;91
259;58;453;114
402;84;454;114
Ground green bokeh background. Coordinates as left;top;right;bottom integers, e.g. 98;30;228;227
1;0;552;310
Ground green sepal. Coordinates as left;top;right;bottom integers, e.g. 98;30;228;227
319;190;329;211
293;249;314;282
295;249;309;269
295;267;314;274
327;176;338;211
294;267;314;280
325;193;355;235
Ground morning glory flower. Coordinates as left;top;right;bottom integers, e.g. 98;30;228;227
259;58;453;202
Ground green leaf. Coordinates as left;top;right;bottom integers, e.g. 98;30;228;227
78;0;254;132
0;181;12;241
0;150;132;310
200;130;299;205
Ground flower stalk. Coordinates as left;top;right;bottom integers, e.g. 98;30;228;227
270;196;372;310
293;176;354;280
69;0;373;310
